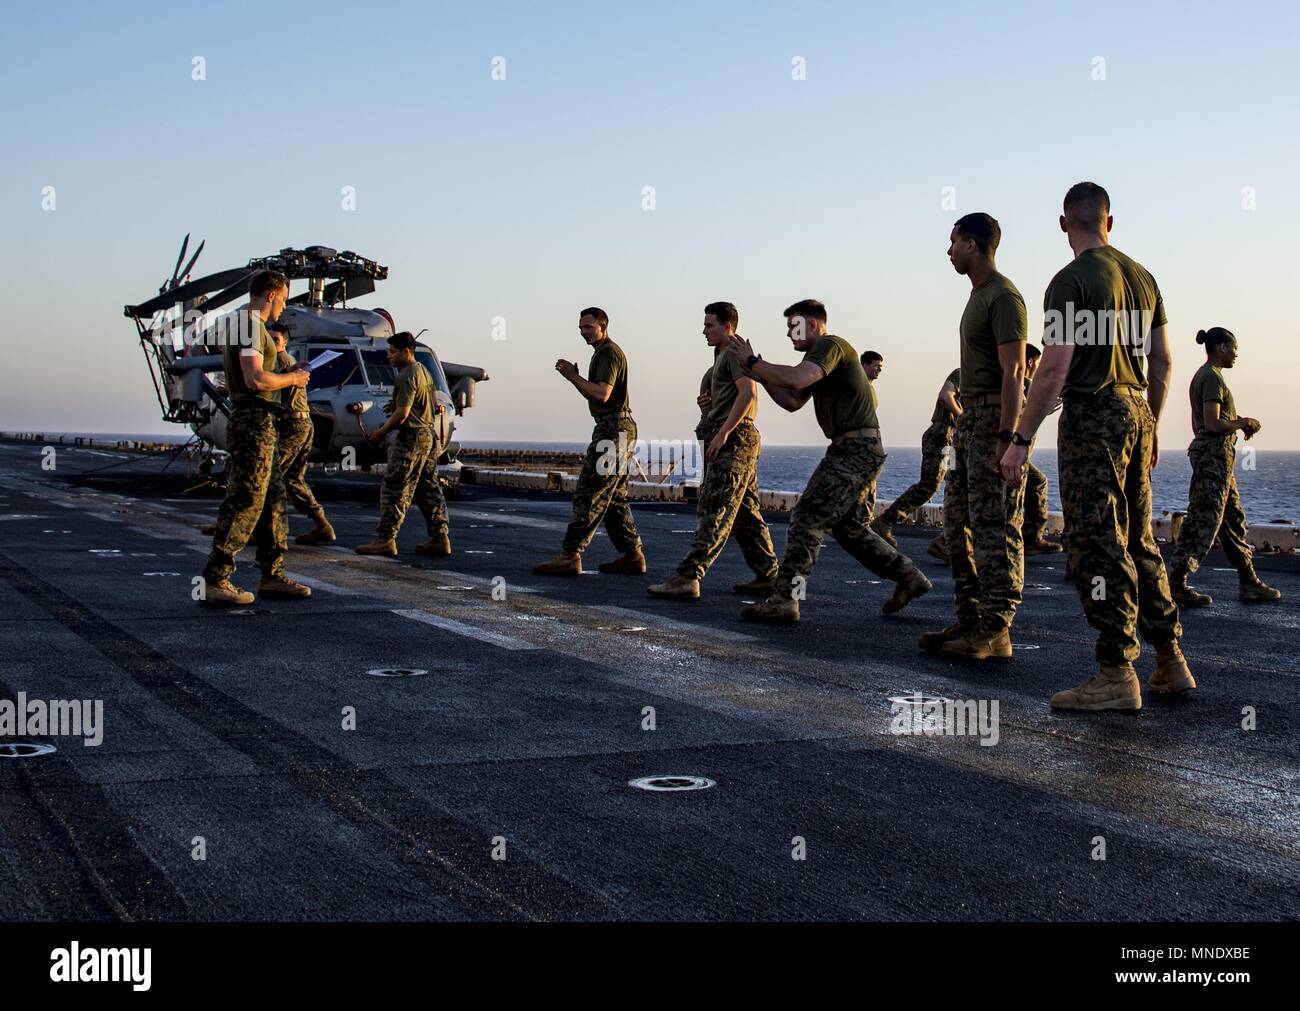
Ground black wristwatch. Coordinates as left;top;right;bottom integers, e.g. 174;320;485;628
1008;430;1032;447
745;353;762;369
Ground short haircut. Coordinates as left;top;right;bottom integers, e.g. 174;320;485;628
1025;343;1041;360
267;322;289;335
579;306;609;328
953;212;1001;257
249;269;289;298
388;330;417;350
704;301;739;329
783;299;827;324
861;351;883;365
1196;327;1235;349
1062;181;1110;228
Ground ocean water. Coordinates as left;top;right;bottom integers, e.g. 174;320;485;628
28;432;1296;524
462;440;1300;525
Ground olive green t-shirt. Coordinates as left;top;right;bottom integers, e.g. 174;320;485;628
959;273;1027;398
1189;362;1235;437
222;311;279;405
588;338;630;418
708;346;754;426
1043;245;1167;398
930;367;962;425
802;334;878;440
277;351;308;413
393;361;433;429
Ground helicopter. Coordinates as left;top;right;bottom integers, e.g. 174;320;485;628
123;238;489;467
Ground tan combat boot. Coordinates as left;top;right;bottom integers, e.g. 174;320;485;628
919;620;976;654
1148;642;1196;695
414;531;452;557
1170;565;1212;607
1024;538;1064;555
941;625;1013;660
1239;568;1281;603
647;574;700;599
926;535;949;563
258;574;313;599
533;551;582;577
1050;665;1142;713
295;519;336;545
870;516;897;547
598;549;647;574
741;594;800;623
882;568;932;615
200;579;254;607
355;538;398;557
733;574;777;595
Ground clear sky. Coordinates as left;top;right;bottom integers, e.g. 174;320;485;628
3;0;1298;449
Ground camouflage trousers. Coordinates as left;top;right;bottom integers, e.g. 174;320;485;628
1059;392;1181;667
775;436;918;600
377;426;448;540
277;415;327;525
880;419;953;524
1170;435;1252;573
677;420;778;582
1023;460;1050;543
203;404;287;583
562;414;642;555
943;405;1025;631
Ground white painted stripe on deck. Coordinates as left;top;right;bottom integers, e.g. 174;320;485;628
449;507;570;532
129;526;176;541
600;605;757;643
392;608;539;651
285;572;358;596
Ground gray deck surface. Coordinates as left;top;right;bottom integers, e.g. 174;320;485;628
1;439;1296;921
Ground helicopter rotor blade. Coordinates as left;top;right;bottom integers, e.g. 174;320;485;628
167;233;191;289
192;270;256;316
126;266;252;319
176;239;205;284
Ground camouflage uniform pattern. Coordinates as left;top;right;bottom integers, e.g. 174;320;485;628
561;414;642;555
1170;434;1252;573
376;427;448;540
1058;392;1182;666
774;436;918;599
943;404;1025;630
880;419;954;523
678;420;778;582
1022;460;1050;543
277;415;327;524
203;405;287;582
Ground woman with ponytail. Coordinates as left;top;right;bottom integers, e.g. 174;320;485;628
1168;327;1280;605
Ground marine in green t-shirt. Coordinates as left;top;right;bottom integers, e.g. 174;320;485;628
221;310;280;404
1188;362;1235;437
535;307;643;577
392;360;434;429
1043;245;1167;398
707;345;753;427
931;367;962;426
721;298;930;624
801;335;878;439
277;349;309;414
959;274;1027;398
1171;326;1277;606
586;339;630;418
648;302;778;599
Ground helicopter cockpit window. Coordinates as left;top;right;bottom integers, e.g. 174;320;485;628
415;350;452;397
306;348;359;390
360;349;397;388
